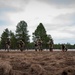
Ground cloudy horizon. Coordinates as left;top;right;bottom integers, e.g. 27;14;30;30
0;0;75;44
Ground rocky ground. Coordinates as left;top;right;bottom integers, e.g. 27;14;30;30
0;50;75;75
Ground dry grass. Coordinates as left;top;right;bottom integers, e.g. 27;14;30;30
0;51;75;75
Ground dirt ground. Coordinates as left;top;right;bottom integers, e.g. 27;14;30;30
0;50;75;75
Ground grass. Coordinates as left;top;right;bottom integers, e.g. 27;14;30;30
0;50;75;75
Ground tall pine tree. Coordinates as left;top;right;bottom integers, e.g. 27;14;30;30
1;28;10;49
16;20;30;46
33;23;52;48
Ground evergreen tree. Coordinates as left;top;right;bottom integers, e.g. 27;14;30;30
0;40;1;49
33;23;52;48
10;31;17;49
16;20;30;47
1;28;10;49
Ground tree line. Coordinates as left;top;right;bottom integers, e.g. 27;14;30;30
0;20;75;49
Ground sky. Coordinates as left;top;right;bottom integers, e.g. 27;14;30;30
0;0;75;44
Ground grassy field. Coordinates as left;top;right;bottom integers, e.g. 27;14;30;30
0;50;75;75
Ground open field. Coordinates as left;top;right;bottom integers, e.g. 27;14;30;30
0;50;75;75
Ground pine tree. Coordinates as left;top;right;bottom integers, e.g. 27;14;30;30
16;20;30;47
33;23;52;48
1;28;10;49
10;31;17;49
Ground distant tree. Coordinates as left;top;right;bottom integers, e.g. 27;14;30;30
1;28;10;49
66;43;73;49
0;40;1;49
32;23;52;48
54;44;61;49
73;44;75;49
10;31;17;49
16;20;30;48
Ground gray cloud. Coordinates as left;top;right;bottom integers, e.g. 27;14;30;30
0;0;30;12
44;15;75;44
0;0;30;26
38;0;75;8
54;12;75;25
45;24;60;31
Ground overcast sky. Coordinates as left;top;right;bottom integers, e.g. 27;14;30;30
0;0;75;44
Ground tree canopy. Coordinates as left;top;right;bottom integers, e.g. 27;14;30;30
32;23;52;48
0;21;74;49
16;20;30;44
1;28;10;48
